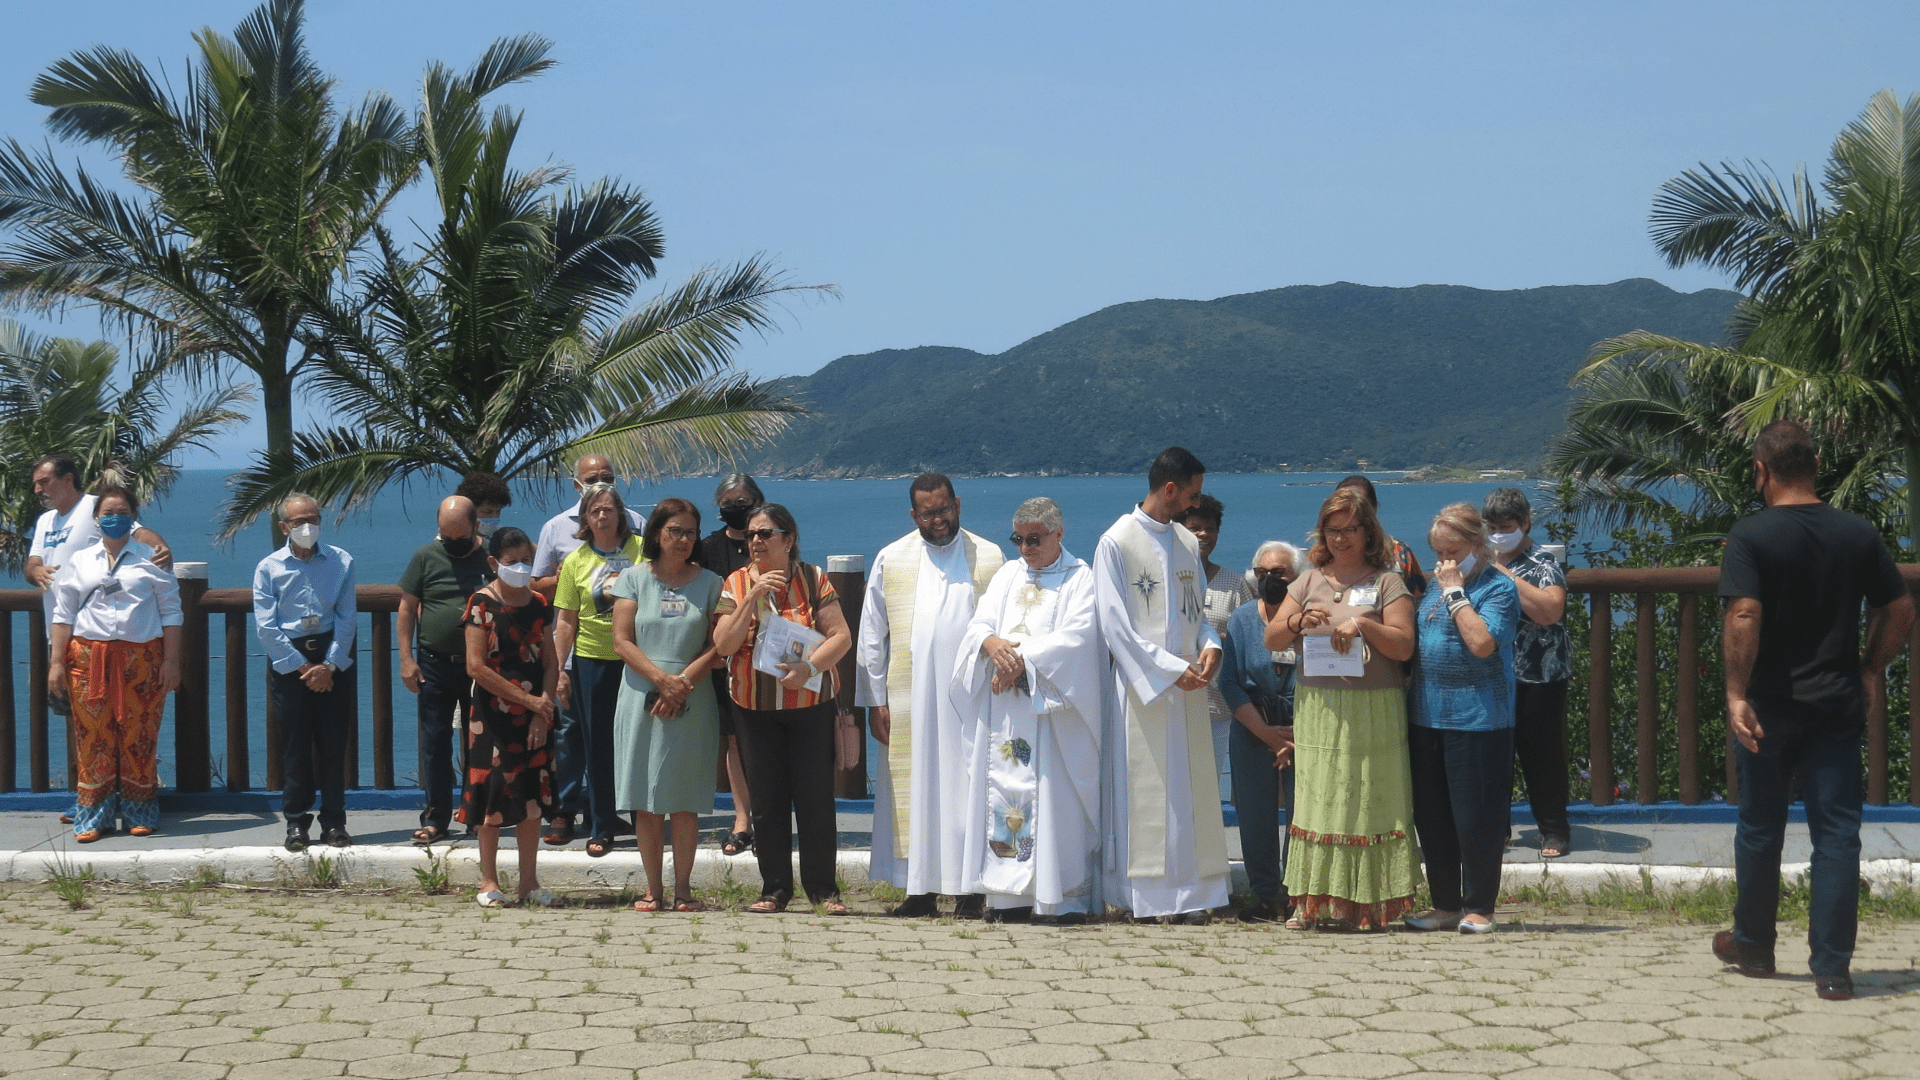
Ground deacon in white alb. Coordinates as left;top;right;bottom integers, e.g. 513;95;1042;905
1094;446;1229;922
856;473;1005;917
952;498;1104;924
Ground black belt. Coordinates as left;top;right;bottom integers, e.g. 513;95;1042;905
419;645;464;664
290;632;333;664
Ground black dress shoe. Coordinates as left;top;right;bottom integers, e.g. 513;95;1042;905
1237;901;1280;923
1176;909;1214;925
284;826;310;853
1051;911;1088;926
984;906;1032;924
322;827;354;848
952;893;986;920
890;893;939;918
1712;930;1775;977
1814;973;1854;1001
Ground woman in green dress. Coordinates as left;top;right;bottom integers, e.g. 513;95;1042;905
1264;486;1422;930
611;497;725;913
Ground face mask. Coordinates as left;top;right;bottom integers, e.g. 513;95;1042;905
1456;553;1478;578
1489;530;1524;554
476;516;501;539
495;562;533;588
719;504;755;530
97;514;133;540
1259;573;1290;606
289;523;320;548
440;534;476;557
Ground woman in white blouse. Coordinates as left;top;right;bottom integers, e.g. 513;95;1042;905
48;479;182;842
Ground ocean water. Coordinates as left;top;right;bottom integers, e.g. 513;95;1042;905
3;469;1534;792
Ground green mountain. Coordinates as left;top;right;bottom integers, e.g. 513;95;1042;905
744;279;1742;476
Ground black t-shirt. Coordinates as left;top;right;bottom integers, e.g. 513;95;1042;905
698;528;750;577
1719;502;1905;724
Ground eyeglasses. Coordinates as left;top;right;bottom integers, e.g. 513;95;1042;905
1252;566;1292;578
661;526;698;540
745;528;788;542
1009;532;1050;548
1324;525;1364;539
718;500;757;512
911;504;957;521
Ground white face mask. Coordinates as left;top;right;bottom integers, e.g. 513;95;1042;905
476;516;501;539
289;523;320;549
496;562;534;588
1489;530;1524;554
1456;553;1478;578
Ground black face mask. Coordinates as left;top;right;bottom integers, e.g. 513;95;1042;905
441;534;477;557
1259;573;1290;606
719;504;756;530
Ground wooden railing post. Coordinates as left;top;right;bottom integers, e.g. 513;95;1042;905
371;610;394;789
827;555;869;800
0;611;13;793
1675;593;1699;805
1634;593;1658;804
224;611;249;791
1910;615;1920;808
174;563;211;792
343;625;361;790
1587;591;1614;806
28;608;48;793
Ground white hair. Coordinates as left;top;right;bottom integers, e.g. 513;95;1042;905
1244;540;1301;593
1012;497;1063;534
277;491;319;522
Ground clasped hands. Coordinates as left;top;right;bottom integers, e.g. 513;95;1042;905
981;635;1025;693
297;662;335;693
651;671;695;716
1174;648;1221;691
1295;604;1367;655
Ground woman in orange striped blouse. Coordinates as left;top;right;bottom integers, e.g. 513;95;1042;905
713;503;853;912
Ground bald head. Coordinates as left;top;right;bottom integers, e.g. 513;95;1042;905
574;455;616;488
438;496;477;542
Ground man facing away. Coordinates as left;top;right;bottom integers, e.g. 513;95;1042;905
1716;419;1913;1001
398;496;493;844
857;473;1005;917
1095;446;1229;923
252;493;358;852
951;497;1104;924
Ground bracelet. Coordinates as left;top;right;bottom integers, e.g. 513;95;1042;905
1448;598;1472;616
1287;613;1303;634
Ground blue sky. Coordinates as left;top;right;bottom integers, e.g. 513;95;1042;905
4;1;1919;464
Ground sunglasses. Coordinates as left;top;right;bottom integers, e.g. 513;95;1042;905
746;528;789;541
1252;566;1292;578
1009;532;1050;548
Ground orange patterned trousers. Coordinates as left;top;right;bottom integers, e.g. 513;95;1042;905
67;638;165;823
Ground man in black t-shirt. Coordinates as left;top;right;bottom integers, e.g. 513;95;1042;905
1717;420;1913;1001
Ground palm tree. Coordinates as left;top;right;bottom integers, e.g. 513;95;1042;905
0;0;550;543
1569;89;1920;553
216;61;824;537
0;321;248;571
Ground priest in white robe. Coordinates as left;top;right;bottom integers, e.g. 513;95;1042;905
1095;447;1229;922
952;497;1104;924
856;473;1005;916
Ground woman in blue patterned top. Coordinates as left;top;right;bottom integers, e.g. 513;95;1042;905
1484;487;1572;859
1217;540;1302;923
1405;503;1521;934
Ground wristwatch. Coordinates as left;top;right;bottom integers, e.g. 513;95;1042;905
324;661;340;674
1442;587;1467;605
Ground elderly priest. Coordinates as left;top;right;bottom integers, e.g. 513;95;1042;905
857;473;1005;917
952;498;1104;924
1095;447;1229;923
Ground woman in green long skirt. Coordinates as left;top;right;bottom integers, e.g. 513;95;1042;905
1264;486;1422;930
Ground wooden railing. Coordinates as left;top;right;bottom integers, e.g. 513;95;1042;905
3;564;1915;806
1566;565;1920;808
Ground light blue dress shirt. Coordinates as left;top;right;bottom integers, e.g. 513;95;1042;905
253;543;358;674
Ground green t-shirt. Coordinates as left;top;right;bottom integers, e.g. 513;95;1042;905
553;535;646;661
398;538;493;656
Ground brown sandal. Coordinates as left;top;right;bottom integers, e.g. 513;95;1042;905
632;895;663;913
673;896;705;913
411;825;449;846
820;898;850;916
747;895;788;914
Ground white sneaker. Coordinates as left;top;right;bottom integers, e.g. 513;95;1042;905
1403;909;1462;931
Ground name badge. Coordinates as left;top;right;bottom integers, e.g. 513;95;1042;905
1347;585;1379;608
659;592;688;618
1271;649;1296;666
299;613;324;632
603;557;632;577
99;577;123;597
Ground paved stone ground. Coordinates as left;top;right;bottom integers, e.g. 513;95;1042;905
0;883;1915;1080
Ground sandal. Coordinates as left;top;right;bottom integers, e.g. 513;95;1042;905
673;896;705;913
475;889;507;908
820;898;850;916
75;829;104;844
542;817;575;846
721;831;754;856
1540;836;1571;859
411;825;449;846
585;836;613;858
632;894;663;913
129;826;156;837
747;895;789;914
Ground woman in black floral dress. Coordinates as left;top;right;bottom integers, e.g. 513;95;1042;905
458;527;562;908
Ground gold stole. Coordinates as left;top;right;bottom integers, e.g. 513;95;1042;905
1111;515;1229;878
880;529;1004;858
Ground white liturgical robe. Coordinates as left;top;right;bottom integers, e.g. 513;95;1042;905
856;528;1004;894
951;548;1104;914
1094;507;1229;918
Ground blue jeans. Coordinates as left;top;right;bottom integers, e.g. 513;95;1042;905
415;650;469;831
1734;710;1863;976
1409;725;1514;917
569;655;625;839
1229;720;1294;902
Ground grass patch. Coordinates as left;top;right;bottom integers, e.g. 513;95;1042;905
413;847;452;895
45;849;95;910
1501;867;1920;923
